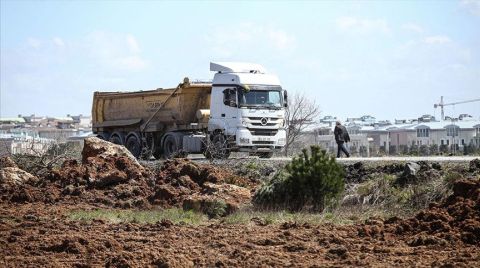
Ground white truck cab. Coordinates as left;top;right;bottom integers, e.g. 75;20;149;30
208;62;287;158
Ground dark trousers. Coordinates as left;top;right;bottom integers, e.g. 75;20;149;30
337;142;350;158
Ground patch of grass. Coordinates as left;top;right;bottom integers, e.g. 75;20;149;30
353;174;397;205
223;208;356;226
67;208;207;225
344;170;453;216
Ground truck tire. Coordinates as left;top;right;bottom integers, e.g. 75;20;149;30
258;152;274;159
109;133;124;145
162;135;178;159
125;134;142;158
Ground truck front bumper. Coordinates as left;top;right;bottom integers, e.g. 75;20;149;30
234;128;286;152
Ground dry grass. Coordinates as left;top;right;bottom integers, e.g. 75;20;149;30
67;208;207;225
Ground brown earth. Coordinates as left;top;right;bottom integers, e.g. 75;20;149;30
0;191;478;267
1;175;479;267
0;138;479;267
359;178;480;248
0;137;253;212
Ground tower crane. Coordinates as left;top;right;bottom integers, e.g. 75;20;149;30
434;96;480;121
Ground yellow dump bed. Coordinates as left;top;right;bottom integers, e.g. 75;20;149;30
92;83;212;132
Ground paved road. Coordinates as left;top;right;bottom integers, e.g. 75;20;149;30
272;156;479;163
187;155;479;163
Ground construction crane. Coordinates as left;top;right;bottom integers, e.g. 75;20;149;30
434;96;480;120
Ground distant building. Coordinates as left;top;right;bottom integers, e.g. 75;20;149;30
0;117;25;125
304;114;480;156
70;114;92;129
388;120;480;151
459;114;474;121
0;114;93;156
418;114;436;123
0;129;55;156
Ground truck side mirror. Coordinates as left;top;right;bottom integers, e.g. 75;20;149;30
283;90;288;108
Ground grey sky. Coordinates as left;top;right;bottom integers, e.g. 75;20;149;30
1;0;479;121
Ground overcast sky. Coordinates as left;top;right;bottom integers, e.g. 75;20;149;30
1;0;479;121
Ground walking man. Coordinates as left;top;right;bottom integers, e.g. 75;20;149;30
334;121;350;158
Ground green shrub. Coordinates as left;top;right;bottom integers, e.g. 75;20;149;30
253;146;345;212
201;199;227;219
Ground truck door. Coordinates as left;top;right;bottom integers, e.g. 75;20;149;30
220;88;239;135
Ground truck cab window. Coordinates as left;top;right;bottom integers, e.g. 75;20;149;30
223;88;237;107
237;86;282;109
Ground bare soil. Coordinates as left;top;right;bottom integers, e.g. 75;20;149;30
0;190;478;267
1;139;479;267
1;175;479;267
0;155;252;211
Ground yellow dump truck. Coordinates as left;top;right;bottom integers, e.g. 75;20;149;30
92;62;288;159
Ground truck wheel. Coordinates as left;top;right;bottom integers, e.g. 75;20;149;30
211;134;230;159
258;152;274;159
109;134;123;145
126;135;142;158
163;135;178;159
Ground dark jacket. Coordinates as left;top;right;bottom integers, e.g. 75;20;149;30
334;125;350;143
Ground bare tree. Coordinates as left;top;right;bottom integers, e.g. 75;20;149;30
10;136;81;175
284;92;321;156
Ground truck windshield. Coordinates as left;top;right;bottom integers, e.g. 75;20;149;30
237;86;283;109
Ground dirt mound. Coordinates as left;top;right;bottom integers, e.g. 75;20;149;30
45;155;155;208
49;155;149;189
151;159;252;212
0;160;42;203
183;182;252;217
0;140;252;212
360;178;480;246
158;158;254;187
9;138;155;208
82;137;142;166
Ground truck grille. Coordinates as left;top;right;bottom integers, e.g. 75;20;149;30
248;128;278;136
251;122;277;126
248;117;280;127
248;117;280;121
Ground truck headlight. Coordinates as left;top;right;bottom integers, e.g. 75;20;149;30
240;137;250;144
278;138;286;145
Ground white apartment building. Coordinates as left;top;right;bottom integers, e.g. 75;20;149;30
0;129;55;156
310;115;480;156
388;120;480;151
